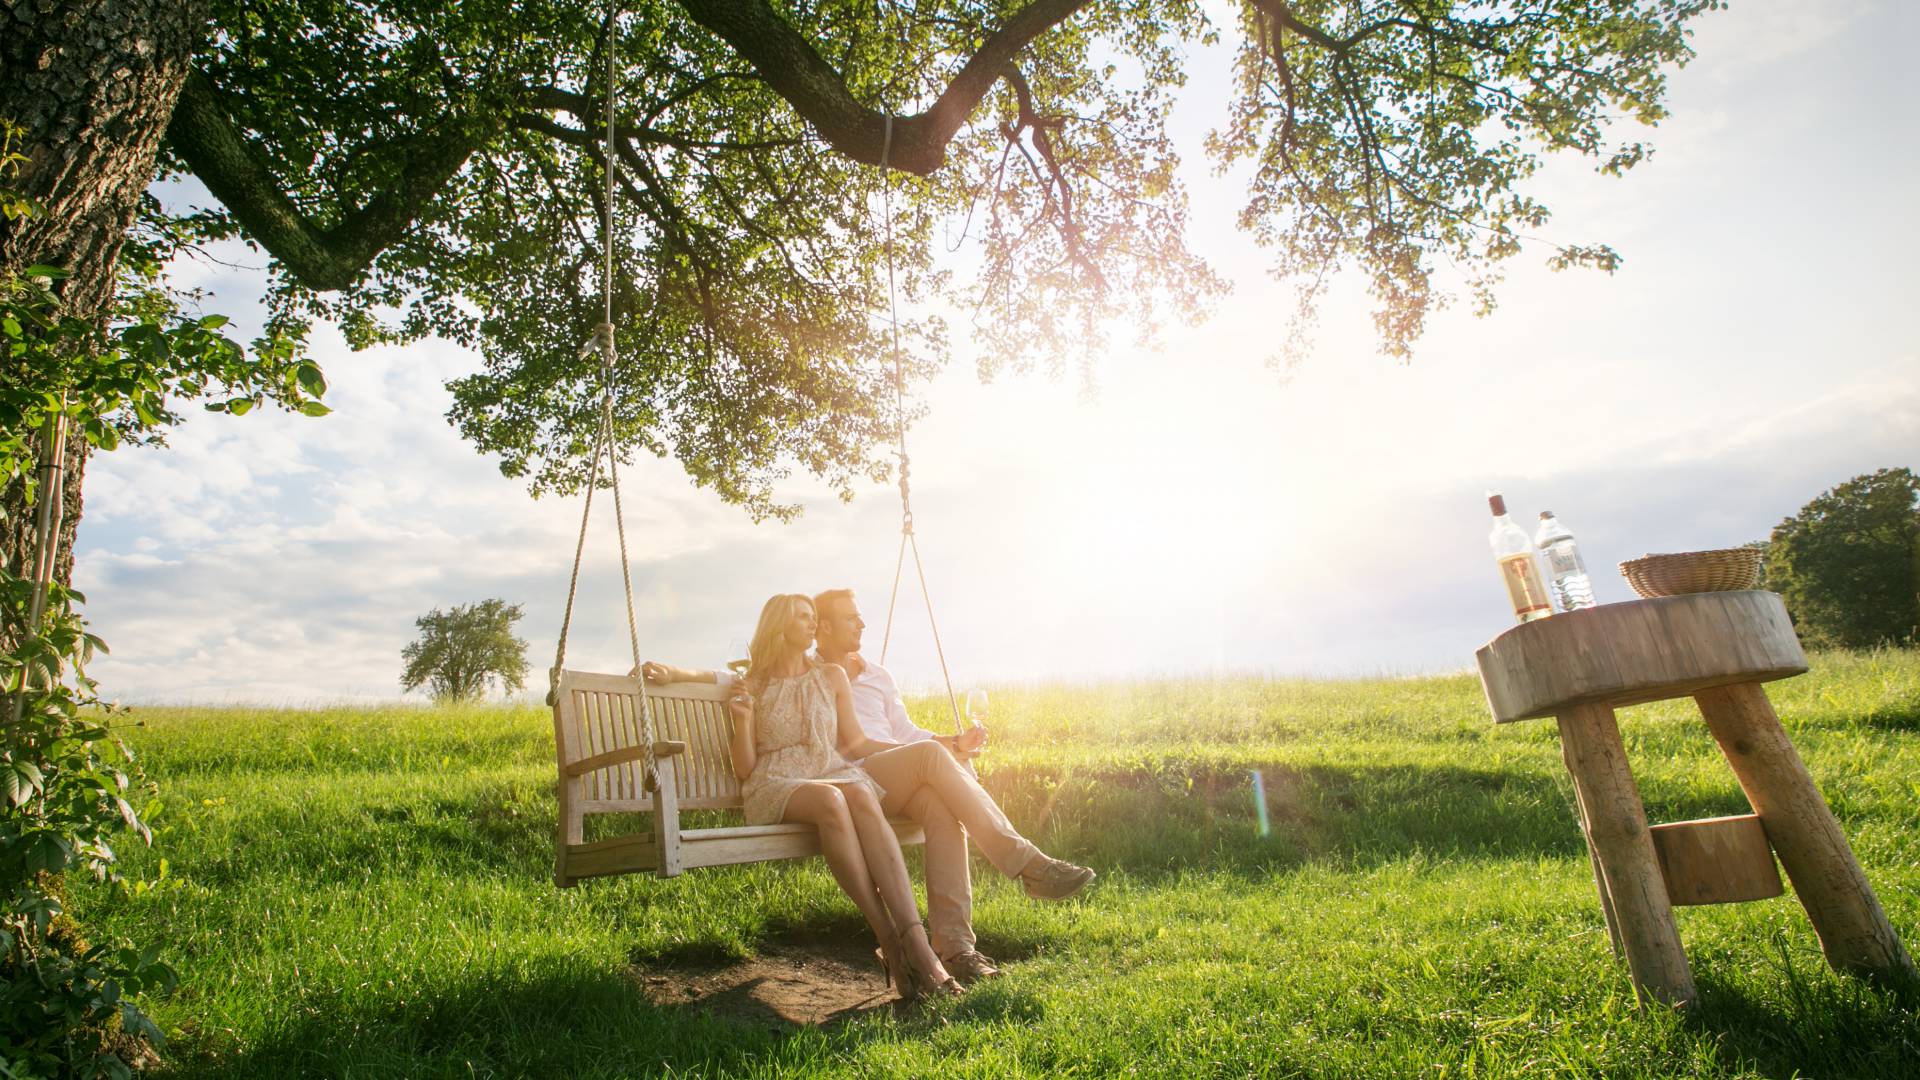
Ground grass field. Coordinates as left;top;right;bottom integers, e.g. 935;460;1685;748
72;650;1920;1078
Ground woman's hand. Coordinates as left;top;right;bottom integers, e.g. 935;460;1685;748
727;682;754;722
727;682;757;780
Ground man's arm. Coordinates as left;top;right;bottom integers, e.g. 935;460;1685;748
876;675;983;757
638;661;732;686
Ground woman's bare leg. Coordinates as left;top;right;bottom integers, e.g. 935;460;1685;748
843;783;950;982
782;783;893;944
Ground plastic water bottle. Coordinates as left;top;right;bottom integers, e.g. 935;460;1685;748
1487;492;1552;623
1534;511;1595;611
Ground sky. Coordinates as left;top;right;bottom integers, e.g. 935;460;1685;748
73;0;1918;704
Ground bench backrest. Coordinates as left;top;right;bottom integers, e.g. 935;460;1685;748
552;670;743;813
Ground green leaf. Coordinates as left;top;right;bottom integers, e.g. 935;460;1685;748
22;263;70;280
198;314;231;329
225;397;254;416
295;362;327;396
297;400;332;417
3;759;42;805
23;831;71;874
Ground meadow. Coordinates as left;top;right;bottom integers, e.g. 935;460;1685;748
72;650;1920;1078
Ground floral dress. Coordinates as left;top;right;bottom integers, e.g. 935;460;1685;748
740;662;885;825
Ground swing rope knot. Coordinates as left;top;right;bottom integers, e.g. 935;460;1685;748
580;321;617;367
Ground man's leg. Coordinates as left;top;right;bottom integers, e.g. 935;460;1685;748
897;785;975;960
866;742;1041;879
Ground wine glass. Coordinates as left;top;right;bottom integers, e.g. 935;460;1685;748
962;687;989;754
964;687;989;724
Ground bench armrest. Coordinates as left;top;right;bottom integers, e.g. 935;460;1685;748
564;740;688;777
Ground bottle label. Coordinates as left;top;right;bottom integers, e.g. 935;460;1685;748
1498;553;1552;618
1544;545;1584;576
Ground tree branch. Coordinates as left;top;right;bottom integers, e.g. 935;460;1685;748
674;0;1094;175
165;70;498;291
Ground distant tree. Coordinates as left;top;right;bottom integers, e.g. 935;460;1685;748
1767;469;1920;649
400;599;530;702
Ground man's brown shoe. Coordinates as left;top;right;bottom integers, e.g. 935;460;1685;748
943;949;1003;985
1020;856;1095;900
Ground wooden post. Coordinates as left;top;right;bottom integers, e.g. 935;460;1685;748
1557;703;1696;1007
1696;682;1917;984
552;680;582;888
651;756;682;878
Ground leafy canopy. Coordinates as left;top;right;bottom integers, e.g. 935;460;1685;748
1767;468;1920;650
400;599;532;702
168;0;1718;517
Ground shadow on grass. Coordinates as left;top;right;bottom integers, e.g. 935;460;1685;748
156;967;789;1079
1690;961;1920;1080
158;939;1039;1079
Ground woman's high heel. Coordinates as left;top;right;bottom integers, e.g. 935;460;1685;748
875;940;914;1000
896;924;962;1001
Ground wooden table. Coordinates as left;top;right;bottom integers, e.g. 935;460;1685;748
1476;591;1914;1007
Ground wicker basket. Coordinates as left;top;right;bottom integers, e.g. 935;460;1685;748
1618;548;1763;599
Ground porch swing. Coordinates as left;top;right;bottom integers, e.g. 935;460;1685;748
547;9;960;886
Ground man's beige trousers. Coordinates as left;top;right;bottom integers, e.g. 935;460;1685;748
861;741;1040;958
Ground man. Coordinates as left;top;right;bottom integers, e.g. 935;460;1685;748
641;588;1094;984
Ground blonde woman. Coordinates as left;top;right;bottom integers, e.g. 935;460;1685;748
729;593;961;1000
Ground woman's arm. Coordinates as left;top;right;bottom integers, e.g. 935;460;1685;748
727;682;757;780
826;665;890;760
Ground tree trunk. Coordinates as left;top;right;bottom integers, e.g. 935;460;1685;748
0;0;207;582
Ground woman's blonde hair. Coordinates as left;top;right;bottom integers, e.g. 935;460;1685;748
745;593;814;691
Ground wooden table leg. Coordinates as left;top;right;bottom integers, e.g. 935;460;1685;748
1558;702;1697;1007
1695;682;1916;984
1562;737;1625;960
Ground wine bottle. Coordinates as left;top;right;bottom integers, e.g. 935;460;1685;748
1488;492;1552;623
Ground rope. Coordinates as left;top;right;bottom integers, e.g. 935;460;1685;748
872;114;964;735
549;0;657;785
549;352;610;686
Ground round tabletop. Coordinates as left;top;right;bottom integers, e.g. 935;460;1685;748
1475;591;1807;723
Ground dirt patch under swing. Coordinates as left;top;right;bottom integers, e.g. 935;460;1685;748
632;938;901;1028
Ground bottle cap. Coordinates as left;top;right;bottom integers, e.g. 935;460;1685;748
1488;493;1507;516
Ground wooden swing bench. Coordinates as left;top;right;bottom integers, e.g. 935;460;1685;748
552;670;924;886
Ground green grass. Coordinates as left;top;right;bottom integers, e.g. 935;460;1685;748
72;650;1920;1077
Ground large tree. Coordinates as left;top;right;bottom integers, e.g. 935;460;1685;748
5;0;1717;557
1767;468;1920;649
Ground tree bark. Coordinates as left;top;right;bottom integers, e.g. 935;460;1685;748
0;0;208;583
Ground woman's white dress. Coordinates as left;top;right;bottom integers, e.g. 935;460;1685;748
739;663;885;825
